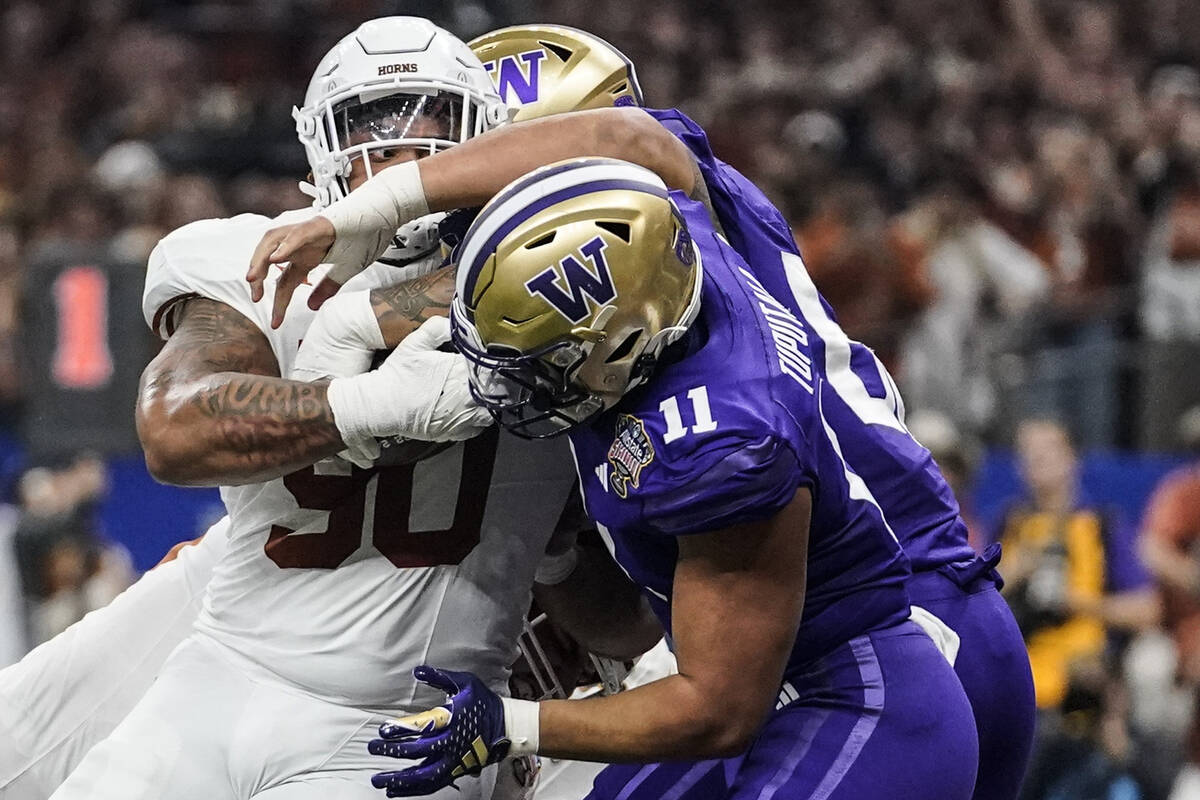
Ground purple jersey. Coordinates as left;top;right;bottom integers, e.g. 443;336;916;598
568;191;910;667
645;107;976;575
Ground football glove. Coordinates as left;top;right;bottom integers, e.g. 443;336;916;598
326;317;493;444
369;666;510;798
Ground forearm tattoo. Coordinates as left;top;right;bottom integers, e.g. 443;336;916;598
194;378;331;422
193;376;336;458
371;266;455;347
141;297;342;481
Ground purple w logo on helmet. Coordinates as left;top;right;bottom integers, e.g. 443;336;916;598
483;50;546;106
525;236;617;322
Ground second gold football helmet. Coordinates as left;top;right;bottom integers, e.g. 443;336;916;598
468;24;644;121
451;157;701;438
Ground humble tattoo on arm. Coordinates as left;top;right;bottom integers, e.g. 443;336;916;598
137;298;344;486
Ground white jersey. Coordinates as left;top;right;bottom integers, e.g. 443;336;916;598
143;210;576;710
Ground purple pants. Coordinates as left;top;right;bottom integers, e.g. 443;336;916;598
586;621;978;800
909;554;1036;800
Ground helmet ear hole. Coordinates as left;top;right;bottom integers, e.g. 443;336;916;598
525;232;557;249
540;41;574;62
604;329;643;363
595;221;631;242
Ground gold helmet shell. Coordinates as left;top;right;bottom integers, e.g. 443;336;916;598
451;158;701;437
468;24;643;121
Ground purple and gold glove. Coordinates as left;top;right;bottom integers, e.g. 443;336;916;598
368;666;511;798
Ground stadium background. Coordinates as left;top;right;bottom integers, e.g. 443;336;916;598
0;0;1199;797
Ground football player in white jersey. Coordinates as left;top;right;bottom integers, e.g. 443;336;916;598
226;25;678;800
2;19;663;800
36;17;658;800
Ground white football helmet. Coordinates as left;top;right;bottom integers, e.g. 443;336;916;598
294;17;507;210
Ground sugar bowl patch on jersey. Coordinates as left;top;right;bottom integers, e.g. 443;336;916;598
607;414;654;498
369;666;510;797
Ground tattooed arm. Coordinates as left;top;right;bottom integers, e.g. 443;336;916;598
136;298;345;487
371;265;455;347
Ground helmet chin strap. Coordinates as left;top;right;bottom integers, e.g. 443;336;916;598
493;103;518;126
573;305;617;344
297;179;320;203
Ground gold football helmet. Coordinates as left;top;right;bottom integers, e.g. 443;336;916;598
468;24;643;121
451;158;701;438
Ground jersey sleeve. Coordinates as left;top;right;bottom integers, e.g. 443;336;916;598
647;107;801;258
640;433;812;537
142;214;282;339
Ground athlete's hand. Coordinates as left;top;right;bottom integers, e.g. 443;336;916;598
248;209;445;329
247;215;337;329
326;317;492;443
368;666;510;797
291;290;381;384
292;290;384;467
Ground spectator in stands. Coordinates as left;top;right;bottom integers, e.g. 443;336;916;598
1139;68;1200;344
1014;117;1137;449
1021;660;1147;800
897;178;1050;432
13;454;132;645
795;178;936;370
1000;418;1160;711
0;221;19;432
1136;407;1200;800
1139;406;1200;683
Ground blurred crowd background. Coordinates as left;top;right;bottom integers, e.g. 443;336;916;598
0;1;1198;798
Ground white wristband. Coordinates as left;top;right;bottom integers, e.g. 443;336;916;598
326;372;381;445
500;697;540;757
323;318;489;444
534;546;580;586
320;160;431;281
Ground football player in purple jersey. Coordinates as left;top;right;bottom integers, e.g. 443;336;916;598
376;158;978;798
250;23;1032;800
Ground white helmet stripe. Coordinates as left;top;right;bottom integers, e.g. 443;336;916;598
456;158;668;300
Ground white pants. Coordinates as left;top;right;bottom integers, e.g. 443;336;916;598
48;634;496;800
0;522;228;799
533;758;607;800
